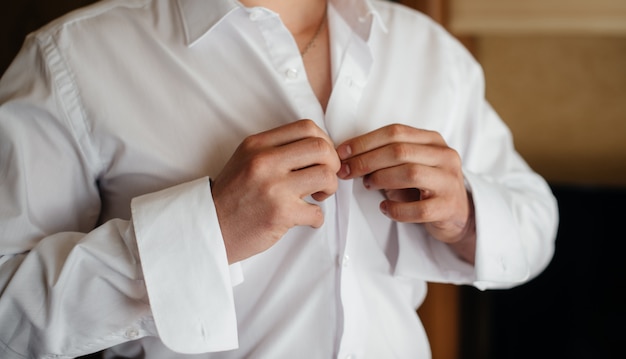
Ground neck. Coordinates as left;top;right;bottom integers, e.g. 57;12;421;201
240;0;332;112
239;0;327;36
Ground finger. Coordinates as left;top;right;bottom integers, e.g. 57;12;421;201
293;201;326;228
380;197;444;224
363;162;446;192
383;188;422;203
274;136;340;172
338;142;444;179
244;136;339;182
245;119;333;150
311;191;332;202
336;124;444;160
290;164;339;199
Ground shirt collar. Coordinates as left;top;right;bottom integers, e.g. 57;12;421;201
176;0;387;47
176;0;238;47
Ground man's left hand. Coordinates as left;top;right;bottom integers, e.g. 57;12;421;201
336;124;475;257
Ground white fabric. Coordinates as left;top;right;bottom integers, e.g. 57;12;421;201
0;0;558;358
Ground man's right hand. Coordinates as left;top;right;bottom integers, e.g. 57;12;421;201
211;120;340;264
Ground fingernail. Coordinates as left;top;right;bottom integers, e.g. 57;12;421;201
337;144;352;160
380;201;388;215
338;163;351;178
363;176;371;189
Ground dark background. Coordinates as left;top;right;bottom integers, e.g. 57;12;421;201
460;184;626;359
2;2;625;359
1;0;97;75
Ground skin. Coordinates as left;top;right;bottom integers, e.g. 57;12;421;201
242;0;332;109
336;125;477;264
211;120;341;264
212;0;477;265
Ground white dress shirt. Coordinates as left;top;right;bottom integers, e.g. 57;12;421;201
0;0;558;358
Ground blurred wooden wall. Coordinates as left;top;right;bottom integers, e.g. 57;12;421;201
447;0;626;188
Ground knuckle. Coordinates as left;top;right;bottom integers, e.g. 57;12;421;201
311;136;330;153
248;151;272;175
318;166;333;182
308;136;337;164
413;128;442;146
329;154;341;172
241;134;262;151
257;179;281;201
323;167;339;188
443;146;460;161
406;164;422;183
297;119;319;135
442;147;463;173
299;118;316;128
385;123;407;139
422;128;438;137
353;155;370;174
311;205;325;227
451;150;463;168
390;143;411;161
353;136;367;154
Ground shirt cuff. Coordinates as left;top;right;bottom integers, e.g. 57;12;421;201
393;172;534;289
131;177;238;353
464;171;531;290
393;223;475;284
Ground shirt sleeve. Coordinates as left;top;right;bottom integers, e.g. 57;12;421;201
132;178;238;353
393;35;559;290
0;33;238;358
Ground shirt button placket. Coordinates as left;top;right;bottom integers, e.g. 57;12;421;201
285;68;299;79
125;327;140;340
337;254;351;268
248;8;264;21
342;255;351;268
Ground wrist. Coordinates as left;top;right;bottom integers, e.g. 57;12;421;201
448;191;476;265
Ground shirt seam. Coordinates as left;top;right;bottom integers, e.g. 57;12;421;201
34;33;102;178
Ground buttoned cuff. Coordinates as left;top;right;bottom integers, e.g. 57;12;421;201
463;171;531;290
394;223;475;284
393;172;532;290
131;177;238;353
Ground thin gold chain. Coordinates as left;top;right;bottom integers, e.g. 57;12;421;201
300;7;327;56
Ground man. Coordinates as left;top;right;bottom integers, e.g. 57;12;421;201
0;0;558;357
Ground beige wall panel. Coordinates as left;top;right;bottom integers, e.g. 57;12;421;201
450;0;626;35
477;35;626;186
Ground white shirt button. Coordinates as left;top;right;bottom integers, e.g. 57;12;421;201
285;68;299;79
125;327;139;339
345;355;356;359
500;257;508;272
249;9;264;21
341;255;351;268
346;76;355;88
